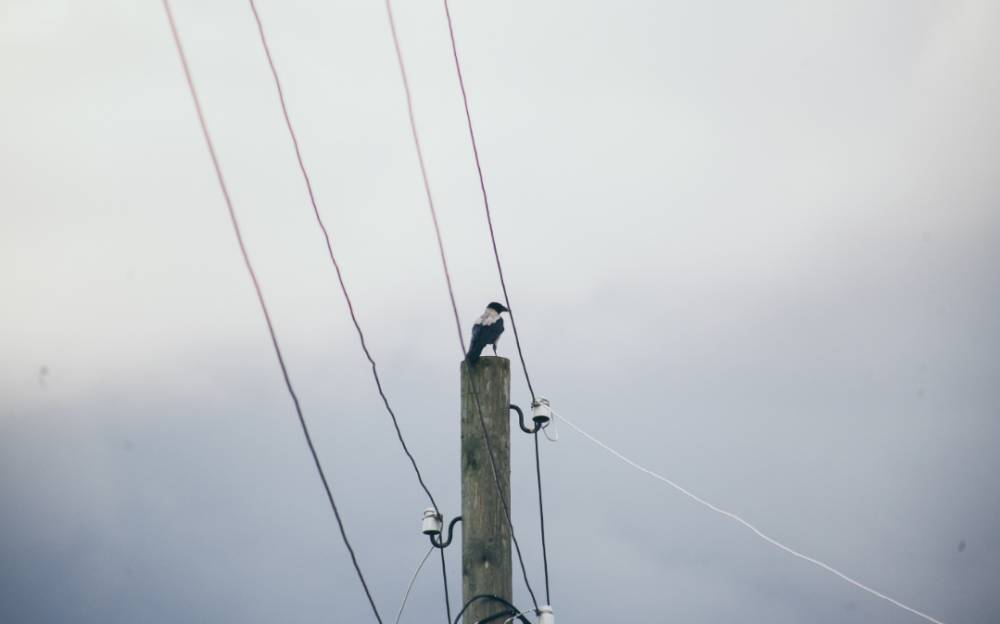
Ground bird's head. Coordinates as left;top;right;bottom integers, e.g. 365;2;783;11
486;301;509;314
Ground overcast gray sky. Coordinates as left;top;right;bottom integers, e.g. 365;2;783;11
2;0;999;622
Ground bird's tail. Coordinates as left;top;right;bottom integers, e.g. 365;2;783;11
465;347;482;366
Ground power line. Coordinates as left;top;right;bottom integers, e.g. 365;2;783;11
464;370;539;611
439;1;551;604
532;432;551;603
440;0;537;405
160;2;382;621
382;0;461;337
556;411;950;624
383;0;540;611
439;547;453;624
246;0;439;515
394;547;434;624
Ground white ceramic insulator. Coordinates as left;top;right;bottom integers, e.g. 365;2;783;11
421;507;442;535
532;397;553;422
537;606;554;624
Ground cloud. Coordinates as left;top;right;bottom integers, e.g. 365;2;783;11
2;1;999;622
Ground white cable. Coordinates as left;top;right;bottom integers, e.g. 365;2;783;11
394;546;435;624
502;609;534;624
554;411;948;624
541;416;559;442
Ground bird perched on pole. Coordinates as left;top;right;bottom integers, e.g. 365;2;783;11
466;302;509;365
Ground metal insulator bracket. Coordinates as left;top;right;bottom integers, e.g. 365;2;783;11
430;515;462;549
510;403;538;434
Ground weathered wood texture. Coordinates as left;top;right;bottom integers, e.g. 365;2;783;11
461;356;512;624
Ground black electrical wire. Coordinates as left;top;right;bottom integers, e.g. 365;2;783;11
440;2;551;603
441;0;537;405
440;548;453;624
474;611;510;624
464;373;540;611
476;610;530;624
533;432;550;604
383;0;540;612
247;0;439;515
160;2;382;621
452;595;531;624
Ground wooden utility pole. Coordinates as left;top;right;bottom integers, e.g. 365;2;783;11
461;356;512;624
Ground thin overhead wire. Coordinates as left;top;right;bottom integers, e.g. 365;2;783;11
383;0;462;339
480;612;529;624
441;0;537;404
503;610;535;624
159;2;382;621
541;419;559;443
555;411;949;624
439;548;453;624
247;0;439;514
463;367;539;611
395;547;435;624
383;0;539;611
441;2;552;603
532;432;551;604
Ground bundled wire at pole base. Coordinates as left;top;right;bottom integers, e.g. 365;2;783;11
452;595;532;624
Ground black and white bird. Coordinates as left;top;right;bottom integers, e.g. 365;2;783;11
466;302;509;364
